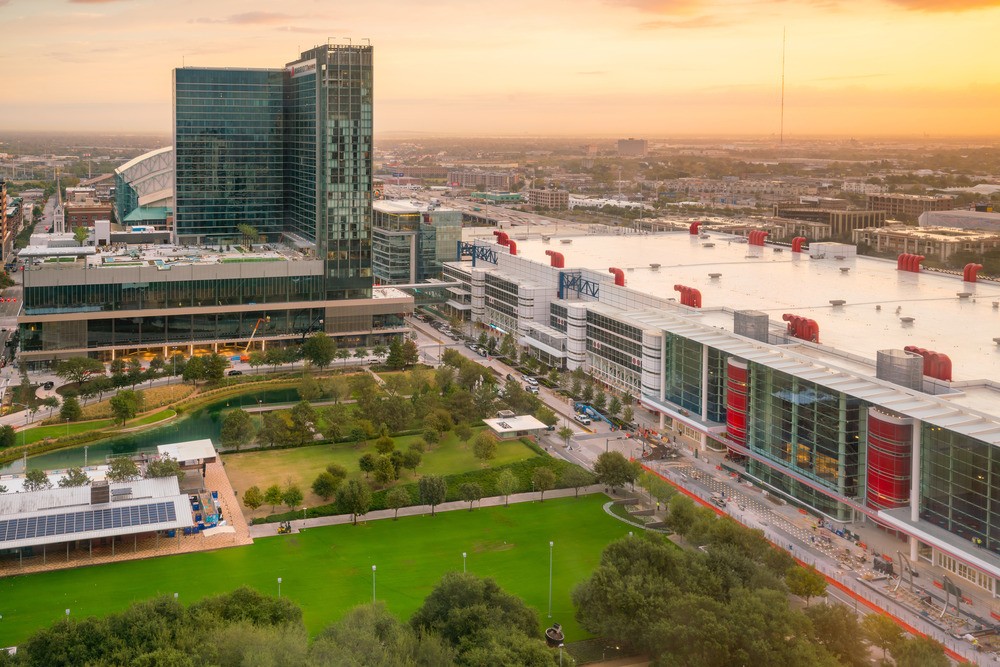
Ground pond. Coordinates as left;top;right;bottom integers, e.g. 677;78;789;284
0;387;302;473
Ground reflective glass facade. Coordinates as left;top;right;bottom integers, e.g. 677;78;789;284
922;428;999;551
173;69;286;242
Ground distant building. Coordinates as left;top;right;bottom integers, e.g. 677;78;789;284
852;224;1000;263
617;138;648;157
114;146;174;225
63;199;113;230
372;200;462;284
527;189;569;210
919;210;1000;233
774;206;886;238
841;180;887;195
866;193;956;221
447;170;515;191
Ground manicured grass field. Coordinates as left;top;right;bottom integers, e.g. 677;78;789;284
224;430;536;516
0;495;626;647
19;419;115;445
125;409;176;427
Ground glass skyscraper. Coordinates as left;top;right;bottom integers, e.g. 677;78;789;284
172;44;373;299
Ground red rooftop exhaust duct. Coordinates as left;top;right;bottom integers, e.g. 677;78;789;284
689;221;702;235
608;267;626;287
673;284;703;308
904;345;952;381
545;250;565;268
963;262;983;282
791;237;807;253
507;240;517;255
782;313;820;343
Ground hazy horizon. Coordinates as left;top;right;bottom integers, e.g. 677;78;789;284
1;0;998;138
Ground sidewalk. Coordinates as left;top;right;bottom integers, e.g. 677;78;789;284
249;484;606;537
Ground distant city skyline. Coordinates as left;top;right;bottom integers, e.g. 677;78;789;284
1;0;998;137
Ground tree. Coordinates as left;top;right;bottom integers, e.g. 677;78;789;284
893;635;949;667
419;475;447;516
372;343;389;363
472;430;498;465
785;564;827;606
805;604;869;667
302;332;336;370
560;466;594;497
57;466;90;487
593;451;633;490
126;358;144;388
862;613;903;659
73;225;89;246
258;412;287;448
338;479;372;525
243;485;264;511
532;467;556;502
401;340;419;366
607;396;622;418
401;447;422;474
220;409;256;451
0;425;15;449
374;433;395;455
335;347;351;367
557;426;574;448
495;469;518;507
454;422;472;445
353;347;369;364
23;468;52;492
106;456;139;483
145;457;184;481
386;487;411;520
59;395;82;422
109;389;144;424
460;482;483;511
182;355;205;384
325;462;348;486
534;405;558;427
373;455;396;485
410;572;541;656
54;356;105;385
281;484;304;511
385;337;405;370
203;353;228;382
593;390;607;412
41;395;60;417
358;453;377;479
148;354;165;374
311;472;340;501
263;484;283;512
288;400;317;445
622;405;634;425
248;351;266;374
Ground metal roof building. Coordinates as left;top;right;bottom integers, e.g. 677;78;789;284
0;477;191;553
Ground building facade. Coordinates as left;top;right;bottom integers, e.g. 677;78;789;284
617;138;648;157
446;170;515;191
852;225;1000;262
867;193;956;221
446;230;1000;597
372;200;461;284
527;189;569;210
775;206;886;238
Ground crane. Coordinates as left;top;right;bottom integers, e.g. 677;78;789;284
241;316;270;361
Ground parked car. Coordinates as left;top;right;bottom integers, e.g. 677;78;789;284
526;384;539;395
574;413;591;425
506;373;514;381
227;370;243;376
42;381;55;390
522;375;538;386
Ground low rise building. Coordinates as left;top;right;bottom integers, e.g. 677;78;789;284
852;224;1000;262
867;193;956;221
372;200;462;284
527;189;569;210
919;210;1000;233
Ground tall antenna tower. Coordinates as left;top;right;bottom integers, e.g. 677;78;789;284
780;28;786;146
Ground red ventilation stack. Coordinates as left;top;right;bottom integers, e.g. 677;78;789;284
608;267;626;287
545;250;565;268
689;221;702;235
781;313;820;343
791;237;807;253
506;240;517;255
963;262;984;282
673;284;703;308
493;230;509;245
896;253;925;272
748;230;769;246
903;346;953;381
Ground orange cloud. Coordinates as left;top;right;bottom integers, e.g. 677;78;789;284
885;0;1000;10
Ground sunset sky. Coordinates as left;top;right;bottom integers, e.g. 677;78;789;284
1;0;998;137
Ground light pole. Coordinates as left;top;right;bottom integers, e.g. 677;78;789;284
371;565;377;604
277;577;282;598
65;417;69;438
462;551;467;573
548;541;554;618
303;507;307;521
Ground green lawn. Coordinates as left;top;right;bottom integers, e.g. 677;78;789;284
125;409;176;427
18;419;115;446
224;430;536;516
0;495;626;646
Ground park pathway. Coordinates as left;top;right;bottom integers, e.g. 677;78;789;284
248;484;607;537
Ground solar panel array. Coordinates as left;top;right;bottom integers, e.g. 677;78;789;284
0;502;177;544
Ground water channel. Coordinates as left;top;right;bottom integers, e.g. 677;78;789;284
0;387;302;474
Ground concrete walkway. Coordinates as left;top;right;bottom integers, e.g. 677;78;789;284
249;484;606;537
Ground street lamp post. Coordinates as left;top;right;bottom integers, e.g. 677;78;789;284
277;577;282;598
462;551;467;573
303;507;307;521
371;565;377;604
548;541;554;618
